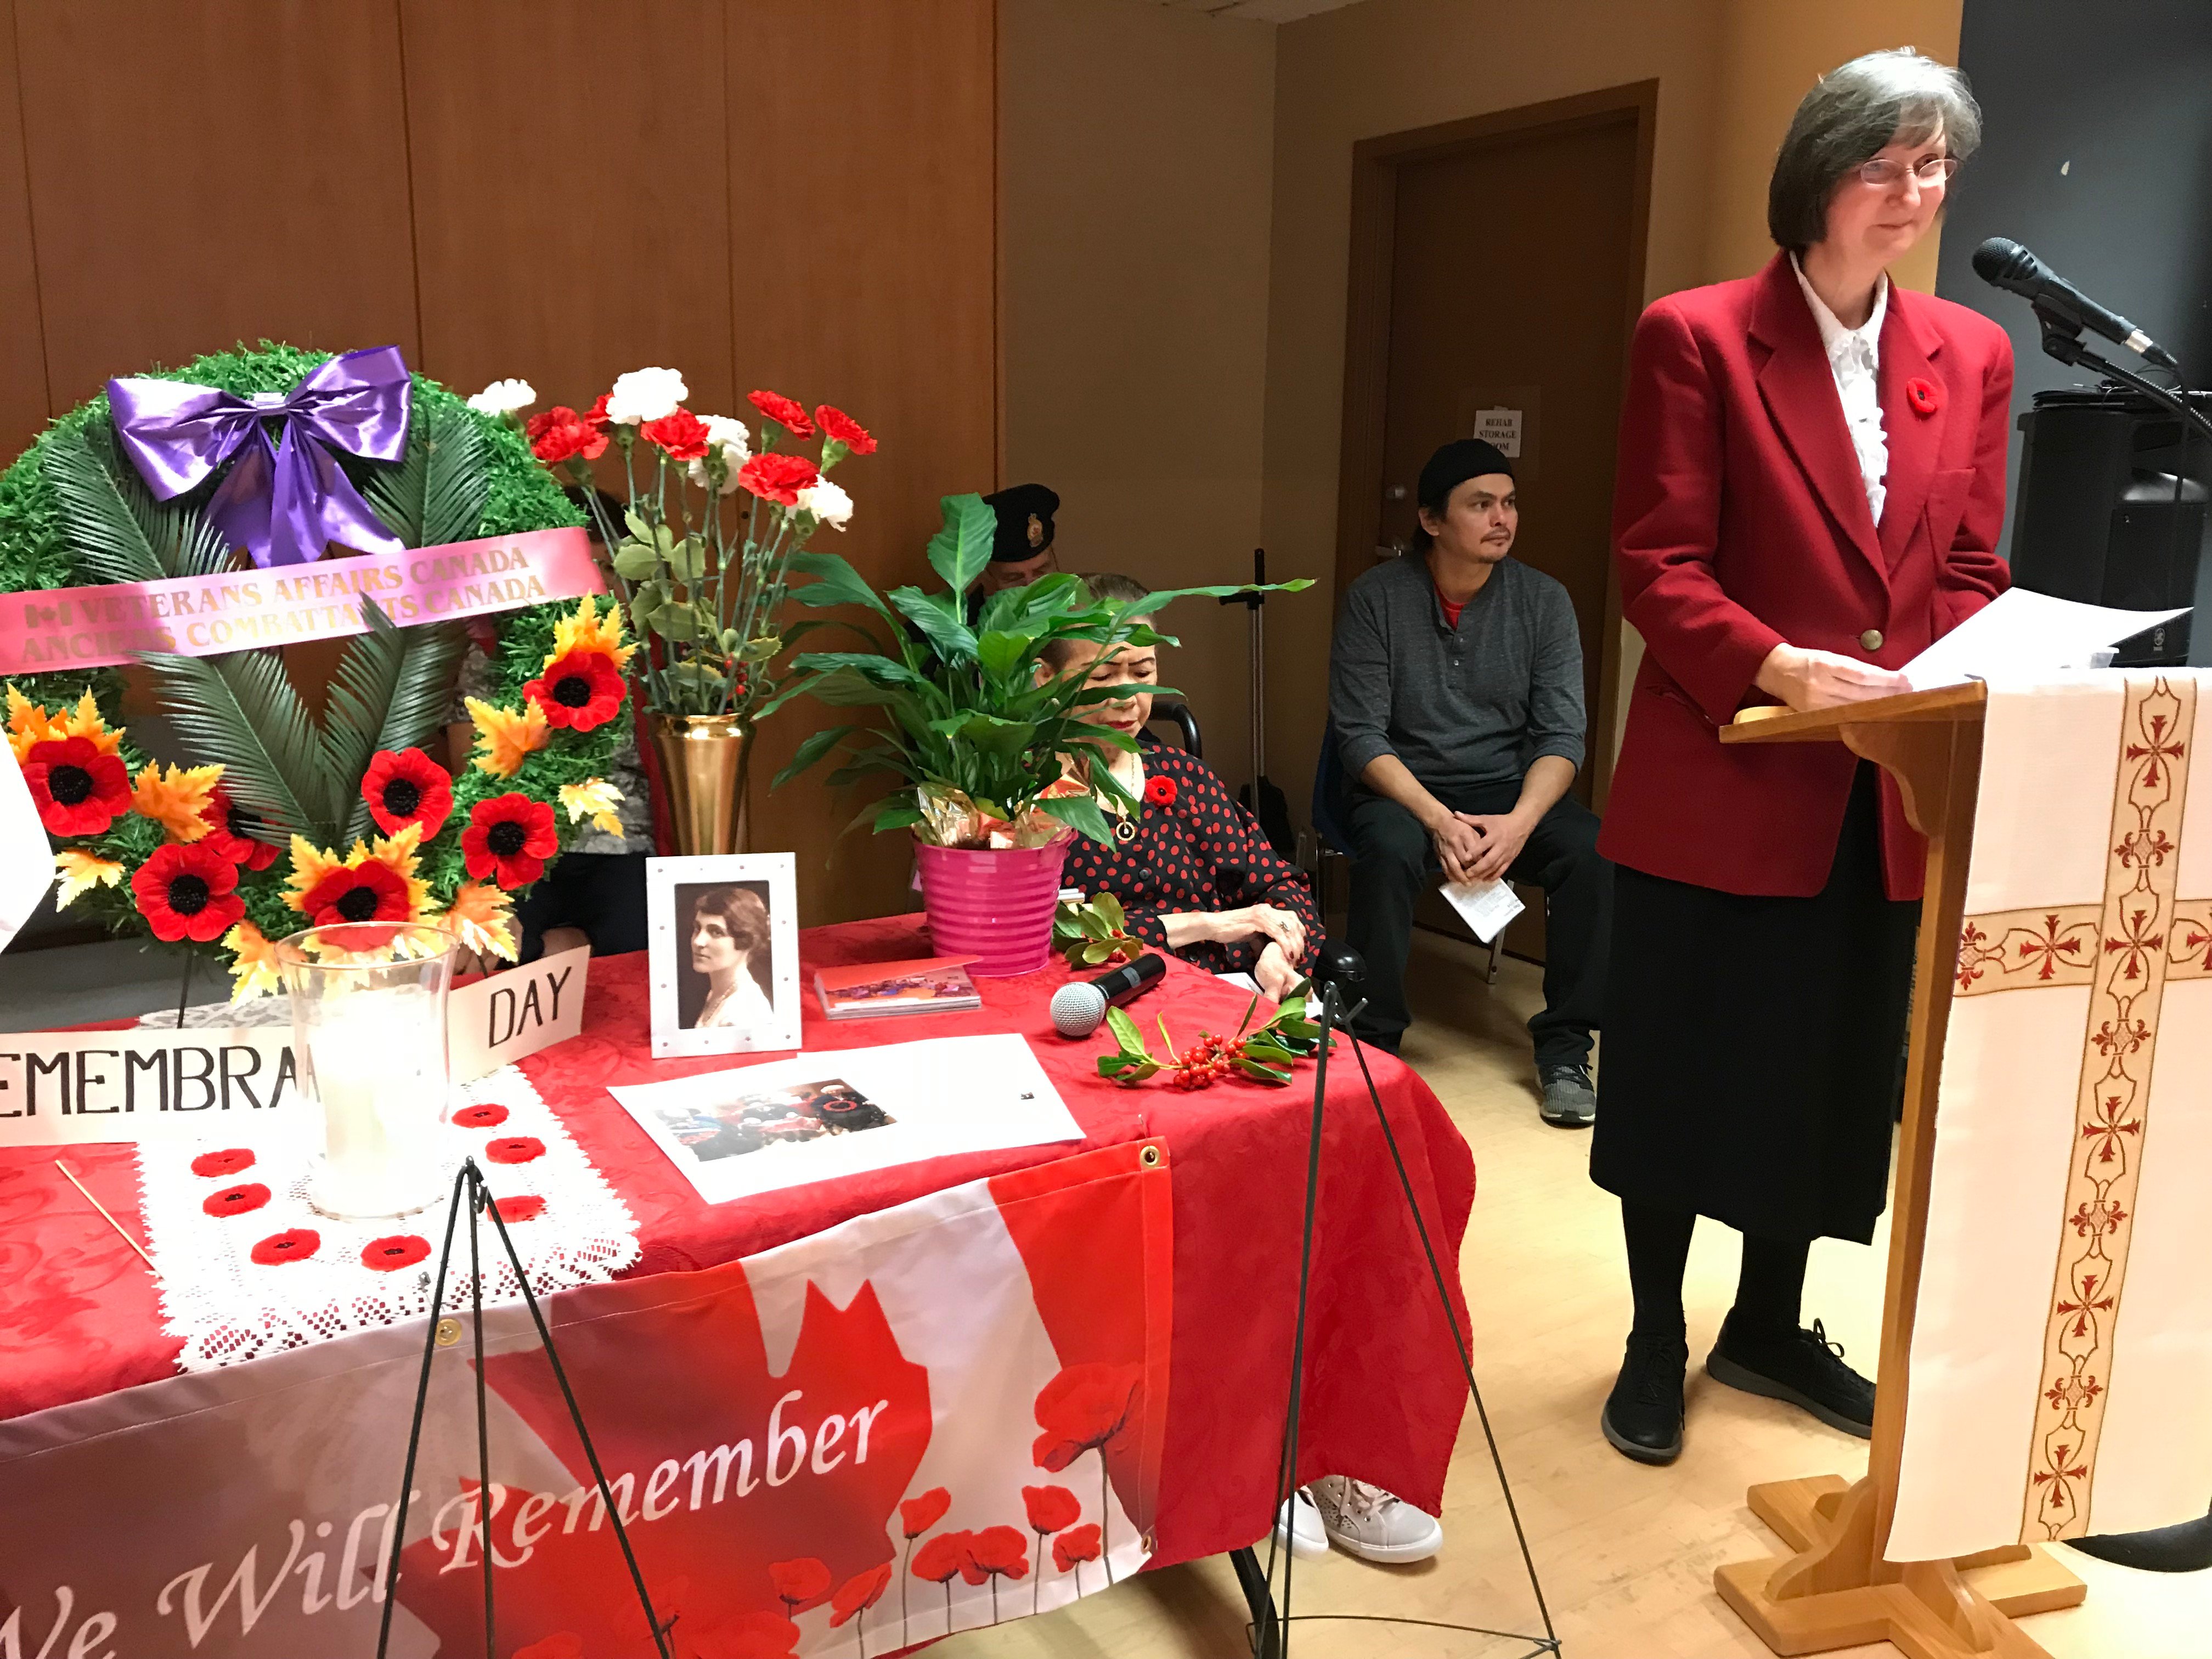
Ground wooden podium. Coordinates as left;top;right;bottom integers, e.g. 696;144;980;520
1713;684;2089;1659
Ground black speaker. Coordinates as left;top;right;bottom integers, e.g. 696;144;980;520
2010;385;2212;665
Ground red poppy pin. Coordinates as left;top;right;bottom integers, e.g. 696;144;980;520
1143;776;1177;808
202;1182;271;1218
451;1103;510;1130
486;1135;546;1165
493;1194;545;1223
251;1228;320;1266
1906;376;1941;416
362;1234;432;1272
190;1147;255;1178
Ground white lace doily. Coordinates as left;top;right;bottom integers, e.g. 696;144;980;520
135;1065;640;1371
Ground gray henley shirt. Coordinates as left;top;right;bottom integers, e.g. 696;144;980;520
1328;551;1586;794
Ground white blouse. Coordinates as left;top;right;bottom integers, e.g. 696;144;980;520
1792;254;1890;526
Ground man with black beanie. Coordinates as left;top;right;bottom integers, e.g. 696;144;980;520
1327;438;1611;1126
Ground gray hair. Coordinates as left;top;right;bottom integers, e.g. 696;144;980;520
1768;48;1982;254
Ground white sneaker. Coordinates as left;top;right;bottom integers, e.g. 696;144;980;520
1272;1487;1329;1560
1308;1475;1444;1563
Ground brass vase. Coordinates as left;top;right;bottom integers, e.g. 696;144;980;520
649;713;751;855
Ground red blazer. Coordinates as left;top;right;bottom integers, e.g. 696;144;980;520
1598;251;2012;901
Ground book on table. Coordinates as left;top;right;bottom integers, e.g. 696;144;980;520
814;956;981;1018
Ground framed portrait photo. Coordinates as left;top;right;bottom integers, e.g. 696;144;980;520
646;854;802;1059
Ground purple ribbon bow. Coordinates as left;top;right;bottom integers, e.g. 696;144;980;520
106;346;414;569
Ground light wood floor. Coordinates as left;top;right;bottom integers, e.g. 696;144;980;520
944;931;2212;1658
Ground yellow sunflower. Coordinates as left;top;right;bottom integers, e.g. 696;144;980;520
7;685;123;764
443;881;520;962
52;850;125;909
465;696;549;780
546;594;637;673
558;777;626;838
131;761;224;842
222;919;283;1001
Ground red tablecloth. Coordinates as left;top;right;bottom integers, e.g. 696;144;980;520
0;917;1475;1568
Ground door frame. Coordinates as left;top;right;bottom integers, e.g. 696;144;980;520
1333;80;1657;808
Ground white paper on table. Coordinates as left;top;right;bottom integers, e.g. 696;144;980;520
608;1031;1085;1204
1440;877;1525;944
0;746;53;955
1901;589;2191;691
1215;970;1262;994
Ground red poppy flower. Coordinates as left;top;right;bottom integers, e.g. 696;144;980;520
737;452;820;506
901;1486;952;1538
361;747;454;839
296;854;411;928
1052;1522;1102;1572
1906;376;1941;416
814;404;877;455
190;1147;255;1178
250;1228;320;1265
969;1525;1031;1582
1023;1483;1082;1536
133;842;246;944
526;406;608;466
512;1633;583;1659
198;787;281;870
462;793;558;889
828;1562;891;1628
523;649;625;732
21;736;132;837
910;1531;972;1585
1032;1362;1142;1471
486;1136;545;1165
582;394;614;431
451;1103;510;1129
362;1234;432;1272
1143;776;1177;808
641;409;712;461
748;390;815;438
492;1194;545;1223
769;1556;831;1609
202;1182;270;1217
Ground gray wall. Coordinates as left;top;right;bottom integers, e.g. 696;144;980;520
1934;0;2212;554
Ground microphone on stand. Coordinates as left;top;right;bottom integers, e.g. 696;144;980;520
1972;237;2181;371
1049;952;1168;1039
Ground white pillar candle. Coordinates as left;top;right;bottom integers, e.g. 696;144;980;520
304;984;446;1219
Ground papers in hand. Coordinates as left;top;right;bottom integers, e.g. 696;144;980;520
1441;877;1524;944
1901;589;2191;691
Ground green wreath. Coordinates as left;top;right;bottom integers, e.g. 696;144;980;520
0;342;625;989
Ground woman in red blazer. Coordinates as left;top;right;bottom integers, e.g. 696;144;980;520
1589;49;2012;1466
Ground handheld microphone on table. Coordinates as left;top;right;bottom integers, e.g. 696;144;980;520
1972;237;2181;371
1049;952;1168;1039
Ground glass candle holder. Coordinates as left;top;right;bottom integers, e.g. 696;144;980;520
276;921;458;1221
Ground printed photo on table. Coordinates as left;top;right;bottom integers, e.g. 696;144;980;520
654;1076;898;1165
646;854;801;1058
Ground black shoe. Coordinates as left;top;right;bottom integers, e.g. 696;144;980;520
1538;1062;1597;1128
2068;1509;2212;1573
1707;1316;1875;1438
1601;1333;1686;1464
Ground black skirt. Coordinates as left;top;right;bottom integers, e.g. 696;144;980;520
1590;764;1917;1244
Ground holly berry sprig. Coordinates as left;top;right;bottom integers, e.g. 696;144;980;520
1098;988;1327;1090
1055;890;1144;969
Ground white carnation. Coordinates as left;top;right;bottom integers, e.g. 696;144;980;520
466;377;535;416
795;478;854;529
605;367;689;426
685;415;753;494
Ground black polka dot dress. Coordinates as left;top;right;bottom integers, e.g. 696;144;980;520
1062;742;1321;978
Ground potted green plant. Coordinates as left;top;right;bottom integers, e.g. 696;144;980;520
770;493;1305;974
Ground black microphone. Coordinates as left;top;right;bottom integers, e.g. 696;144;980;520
1048;952;1167;1038
1972;238;2180;371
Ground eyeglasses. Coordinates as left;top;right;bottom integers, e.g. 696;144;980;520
1855;155;1959;189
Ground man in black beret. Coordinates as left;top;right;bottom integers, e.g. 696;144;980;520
979;483;1060;596
1327;438;1612;1127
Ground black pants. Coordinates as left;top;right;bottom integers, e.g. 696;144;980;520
1342;782;1611;1064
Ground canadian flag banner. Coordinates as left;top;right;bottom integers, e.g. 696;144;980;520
0;1139;1172;1658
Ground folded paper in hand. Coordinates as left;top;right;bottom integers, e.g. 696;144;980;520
1901;589;2191;691
1441;877;1524;944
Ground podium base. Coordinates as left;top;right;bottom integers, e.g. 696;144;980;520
1715;1475;2086;1658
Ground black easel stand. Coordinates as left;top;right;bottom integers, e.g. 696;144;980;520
374;1159;673;1659
1230;955;1561;1657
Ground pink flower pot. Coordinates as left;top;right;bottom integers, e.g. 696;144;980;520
916;838;1072;977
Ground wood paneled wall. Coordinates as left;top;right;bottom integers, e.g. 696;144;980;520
0;0;997;924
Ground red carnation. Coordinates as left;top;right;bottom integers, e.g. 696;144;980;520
462;793;558;888
1052;1522;1102;1573
910;1532;972;1585
295;855;411;928
1143;776;1177;808
492;1194;545;1223
250;1228;320;1265
582;393;614;430
527;405;608;466
451;1103;510;1129
769;1556;832;1612
199;787;281;870
362;1234;432;1272
486;1135;545;1165
21;735;132;837
190;1148;255;1178
362;747;454;839
737;452;820;506
202;1182;270;1218
901;1487;952;1538
133;842;245;944
641;409;712;461
814;404;877;455
1032;1362;1142;1471
1023;1483;1082;1536
523;649;626;732
748;390;815;438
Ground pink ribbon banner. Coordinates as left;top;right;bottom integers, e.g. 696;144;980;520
0;527;606;677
